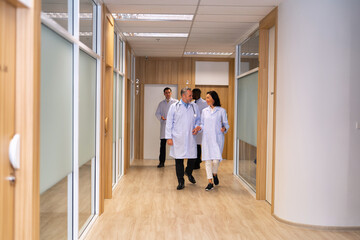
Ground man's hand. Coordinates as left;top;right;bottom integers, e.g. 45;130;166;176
161;116;166;121
192;126;202;135
167;139;173;145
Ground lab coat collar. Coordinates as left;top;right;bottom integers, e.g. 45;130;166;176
208;106;220;114
164;97;175;103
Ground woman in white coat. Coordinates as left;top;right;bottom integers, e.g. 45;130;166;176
194;91;229;191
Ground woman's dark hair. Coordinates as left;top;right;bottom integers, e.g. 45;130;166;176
207;91;221;107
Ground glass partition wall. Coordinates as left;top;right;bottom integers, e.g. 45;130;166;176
40;0;101;239
235;31;259;191
112;32;125;187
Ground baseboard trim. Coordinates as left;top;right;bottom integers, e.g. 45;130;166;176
272;214;360;231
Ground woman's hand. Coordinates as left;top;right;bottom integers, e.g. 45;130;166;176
192;126;202;135
167;139;173;145
221;127;226;133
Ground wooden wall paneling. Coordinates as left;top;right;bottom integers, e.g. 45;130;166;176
256;28;269;200
156;60;171;84
227;59;235;160
123;45;132;173
100;6;114;205
1;3;16;239
0;0;43;237
134;57;145;160
135;57;146;160
104;67;113;199
257;7;278;203
171;60;179;84
145;59;156;84
13;0;41;239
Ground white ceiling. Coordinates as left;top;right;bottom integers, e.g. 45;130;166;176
104;0;281;58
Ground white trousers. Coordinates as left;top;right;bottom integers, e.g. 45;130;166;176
205;160;220;180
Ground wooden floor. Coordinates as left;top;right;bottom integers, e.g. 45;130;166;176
85;159;360;240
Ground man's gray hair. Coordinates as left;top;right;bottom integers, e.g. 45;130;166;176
180;87;192;96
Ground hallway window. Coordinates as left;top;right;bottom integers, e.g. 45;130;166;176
42;0;70;33
238;31;259;75
80;0;97;50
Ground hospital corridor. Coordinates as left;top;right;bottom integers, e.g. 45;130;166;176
1;0;360;239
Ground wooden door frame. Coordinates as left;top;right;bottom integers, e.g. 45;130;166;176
256;8;278;214
3;0;42;239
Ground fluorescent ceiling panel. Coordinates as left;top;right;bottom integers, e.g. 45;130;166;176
116;21;192;28
197;6;274;15
195;15;262;23
108;5;196;14
123;32;188;37
185;52;233;56
119;27;190;33
113;13;193;21
192;21;255;29
200;0;280;6
104;0;198;5
190;27;248;34
43;12;93;19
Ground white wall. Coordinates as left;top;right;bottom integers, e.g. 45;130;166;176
275;0;360;226
195;61;229;85
144;85;177;160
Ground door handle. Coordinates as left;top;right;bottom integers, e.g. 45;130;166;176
105;117;109;135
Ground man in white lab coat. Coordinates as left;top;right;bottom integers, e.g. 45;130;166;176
192;88;208;169
165;87;201;190
155;87;178;168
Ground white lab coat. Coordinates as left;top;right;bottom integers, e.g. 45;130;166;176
165;100;201;159
155;98;178;139
200;107;230;161
194;98;208;145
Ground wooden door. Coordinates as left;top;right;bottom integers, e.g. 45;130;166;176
0;1;16;239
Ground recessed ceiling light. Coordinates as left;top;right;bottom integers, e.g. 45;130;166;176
43;12;93;19
123;33;188;38
113;14;193;21
80;32;93;36
241;52;258;56
184;52;233;56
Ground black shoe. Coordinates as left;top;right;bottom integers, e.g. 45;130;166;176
184;171;196;184
213;174;219;185
177;182;185;190
157;163;164;168
205;183;214;191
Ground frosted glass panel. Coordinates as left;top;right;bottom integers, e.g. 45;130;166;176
113;73;116;184
79;50;96;232
237;71;258;146
40;25;73;194
79;50;96;167
118;75;123;138
237;70;258;191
